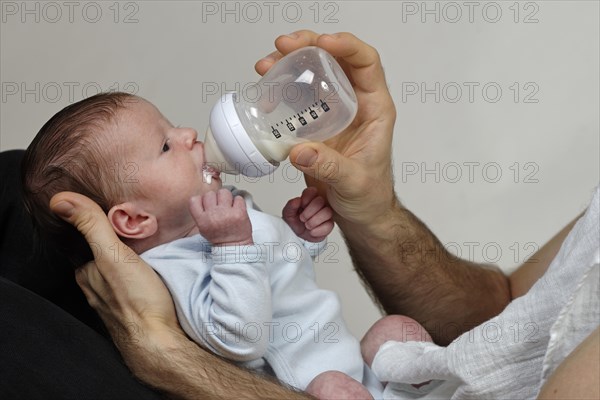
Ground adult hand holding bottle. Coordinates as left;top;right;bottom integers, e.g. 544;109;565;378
255;31;397;227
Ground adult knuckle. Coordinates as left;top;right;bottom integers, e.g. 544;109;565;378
76;211;98;236
319;161;339;182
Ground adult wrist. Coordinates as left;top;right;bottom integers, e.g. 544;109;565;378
335;190;401;241
140;320;188;352
121;322;194;384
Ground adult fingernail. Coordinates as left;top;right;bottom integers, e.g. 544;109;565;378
295;148;318;167
285;32;299;39
261;55;276;63
53;200;74;218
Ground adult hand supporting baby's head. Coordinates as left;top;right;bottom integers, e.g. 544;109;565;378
50;192;181;358
255;31;398;227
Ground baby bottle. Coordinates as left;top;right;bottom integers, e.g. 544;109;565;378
204;46;358;177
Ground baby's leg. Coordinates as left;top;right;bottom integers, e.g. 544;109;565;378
361;315;432;367
306;371;373;400
361;315;434;391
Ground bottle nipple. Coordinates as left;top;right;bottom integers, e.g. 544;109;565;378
206;94;279;177
203;126;240;175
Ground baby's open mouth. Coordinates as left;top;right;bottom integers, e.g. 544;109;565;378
201;164;220;184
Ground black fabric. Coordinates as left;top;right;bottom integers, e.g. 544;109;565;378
0;149;104;335
0;277;163;399
0;150;162;399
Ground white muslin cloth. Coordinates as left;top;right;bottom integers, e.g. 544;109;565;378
372;186;600;400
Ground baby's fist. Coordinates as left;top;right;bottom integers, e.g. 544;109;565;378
282;187;334;243
189;189;253;246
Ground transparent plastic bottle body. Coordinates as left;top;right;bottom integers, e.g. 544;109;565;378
205;46;357;177
234;46;357;163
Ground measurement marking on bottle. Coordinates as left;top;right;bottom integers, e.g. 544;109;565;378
271;100;330;138
286;120;295;131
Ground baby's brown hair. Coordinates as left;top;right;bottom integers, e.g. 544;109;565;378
21;92;137;266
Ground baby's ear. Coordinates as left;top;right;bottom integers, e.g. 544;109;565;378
108;202;157;239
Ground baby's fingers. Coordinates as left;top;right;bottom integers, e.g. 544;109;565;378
282;197;302;219
300;187;319;208
233;195;248;212
299;195;326;223
216;188;234;206
307;220;334;242
201;191;217;209
305;207;334;231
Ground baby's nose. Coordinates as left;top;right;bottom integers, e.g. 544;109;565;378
181;128;198;148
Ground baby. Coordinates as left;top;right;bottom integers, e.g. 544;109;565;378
22;92;434;399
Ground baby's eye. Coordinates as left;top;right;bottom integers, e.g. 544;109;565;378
162;141;170;152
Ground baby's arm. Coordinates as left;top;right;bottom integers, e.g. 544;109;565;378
187;189;271;361
282;187;334;243
190;189;253;246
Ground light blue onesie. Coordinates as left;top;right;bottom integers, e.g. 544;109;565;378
141;187;382;396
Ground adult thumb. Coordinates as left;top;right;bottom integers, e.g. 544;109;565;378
50;191;121;261
289;142;348;186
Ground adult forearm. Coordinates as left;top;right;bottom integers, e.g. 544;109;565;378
339;198;511;345
122;326;312;400
510;214;581;298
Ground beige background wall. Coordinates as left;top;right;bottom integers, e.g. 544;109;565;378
1;1;598;337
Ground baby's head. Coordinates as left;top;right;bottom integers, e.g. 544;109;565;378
22;92;222;265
